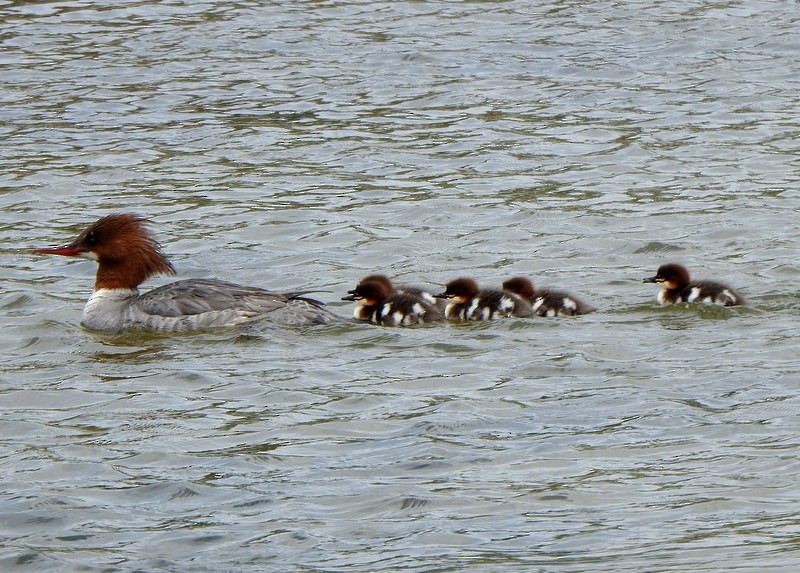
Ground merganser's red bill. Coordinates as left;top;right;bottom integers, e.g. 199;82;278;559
35;245;83;256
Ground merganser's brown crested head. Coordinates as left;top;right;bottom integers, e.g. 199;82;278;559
435;277;480;303
341;278;391;305
35;214;176;290
502;276;535;303
643;263;691;290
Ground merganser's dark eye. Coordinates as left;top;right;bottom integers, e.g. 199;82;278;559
83;231;97;247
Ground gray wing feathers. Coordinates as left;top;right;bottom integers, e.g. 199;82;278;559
133;279;341;327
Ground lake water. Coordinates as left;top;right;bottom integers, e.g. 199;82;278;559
2;1;799;571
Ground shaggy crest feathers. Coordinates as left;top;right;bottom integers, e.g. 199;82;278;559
78;214;175;289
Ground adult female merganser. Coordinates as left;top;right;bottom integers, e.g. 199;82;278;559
342;276;442;326
502;276;595;316
435;277;534;320
34;214;344;332
643;263;745;306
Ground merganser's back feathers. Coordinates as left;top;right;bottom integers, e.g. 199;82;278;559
135;279;327;317
35;214;345;332
128;280;337;330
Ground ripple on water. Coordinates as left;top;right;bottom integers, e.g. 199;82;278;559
3;1;800;572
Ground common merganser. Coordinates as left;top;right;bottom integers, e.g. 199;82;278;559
502;276;595;316
342;276;442;326
34;214;344;332
643;263;745;306
435;277;534;320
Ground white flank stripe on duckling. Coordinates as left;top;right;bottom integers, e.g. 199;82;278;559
687;287;702;302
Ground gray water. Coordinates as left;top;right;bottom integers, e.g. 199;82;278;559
2;1;800;571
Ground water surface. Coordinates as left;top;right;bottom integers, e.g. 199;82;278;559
2;1;800;571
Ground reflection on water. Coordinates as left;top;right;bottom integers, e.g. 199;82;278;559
2;0;800;572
